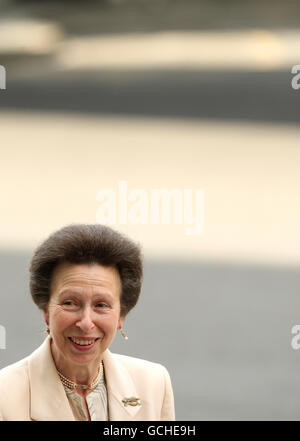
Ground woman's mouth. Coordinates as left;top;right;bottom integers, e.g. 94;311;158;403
68;337;100;351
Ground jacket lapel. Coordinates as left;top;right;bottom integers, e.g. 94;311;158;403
102;350;142;421
28;336;75;421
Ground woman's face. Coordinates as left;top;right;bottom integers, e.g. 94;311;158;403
43;262;124;367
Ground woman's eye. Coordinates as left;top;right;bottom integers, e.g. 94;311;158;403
96;303;107;308
63;301;74;306
61;301;108;309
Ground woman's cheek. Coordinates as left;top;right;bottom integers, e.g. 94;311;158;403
53;310;74;329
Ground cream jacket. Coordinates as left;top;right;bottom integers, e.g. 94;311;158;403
0;336;175;421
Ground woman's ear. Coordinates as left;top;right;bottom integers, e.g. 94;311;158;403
43;309;49;326
117;316;124;330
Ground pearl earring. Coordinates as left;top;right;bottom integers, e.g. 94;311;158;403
120;328;128;340
45;325;51;338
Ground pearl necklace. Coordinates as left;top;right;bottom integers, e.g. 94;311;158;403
57;361;103;390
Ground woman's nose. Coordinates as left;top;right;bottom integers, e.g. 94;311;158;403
75;307;95;332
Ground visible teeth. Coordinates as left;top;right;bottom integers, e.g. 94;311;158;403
71;338;95;346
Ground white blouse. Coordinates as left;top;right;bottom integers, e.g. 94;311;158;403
63;374;109;421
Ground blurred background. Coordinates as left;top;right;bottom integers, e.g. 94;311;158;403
1;0;300;420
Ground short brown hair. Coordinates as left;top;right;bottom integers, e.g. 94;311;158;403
29;224;143;317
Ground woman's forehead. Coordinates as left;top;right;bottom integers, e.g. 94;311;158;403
51;262;121;293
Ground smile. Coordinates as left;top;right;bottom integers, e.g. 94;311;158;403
68;337;100;350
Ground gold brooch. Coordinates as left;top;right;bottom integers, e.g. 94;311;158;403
122;397;141;407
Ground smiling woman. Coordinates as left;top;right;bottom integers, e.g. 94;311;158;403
0;224;175;421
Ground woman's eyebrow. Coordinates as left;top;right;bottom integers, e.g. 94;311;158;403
58;289;83;297
93;292;114;302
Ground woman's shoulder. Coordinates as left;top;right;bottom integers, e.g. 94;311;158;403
106;351;175;420
0;356;29;386
0;356;31;417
